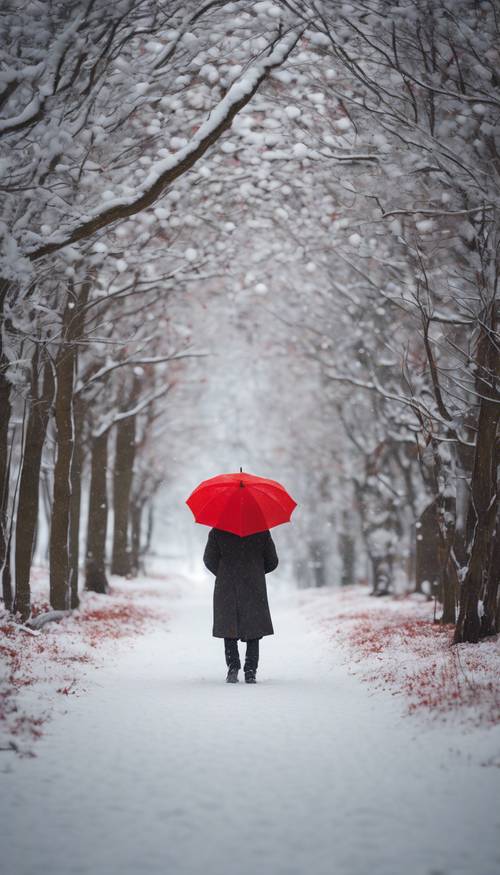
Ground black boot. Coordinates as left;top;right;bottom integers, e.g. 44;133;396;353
224;638;241;683
244;638;259;683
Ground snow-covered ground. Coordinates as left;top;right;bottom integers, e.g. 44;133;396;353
302;586;500;729
1;568;499;875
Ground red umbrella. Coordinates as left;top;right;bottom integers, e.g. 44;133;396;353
186;469;297;537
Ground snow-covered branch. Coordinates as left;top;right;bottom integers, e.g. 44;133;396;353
27;27;304;261
92;383;173;438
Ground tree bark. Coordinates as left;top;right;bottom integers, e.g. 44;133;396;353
49;282;90;610
454;322;500;644
111;413;136;577
0;280;12;610
439;495;458;625
338;510;355;586
85;430;110;594
440;561;458;624
309;538;327;587
145;501;154;557
13;350;54;620
481;513;500;637
69;395;85;609
129;496;143;577
415;499;440;596
49;301;76;609
371;556;393;595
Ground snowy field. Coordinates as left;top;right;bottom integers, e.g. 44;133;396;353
1;568;499;875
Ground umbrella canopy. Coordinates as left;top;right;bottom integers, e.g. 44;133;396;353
186;471;297;537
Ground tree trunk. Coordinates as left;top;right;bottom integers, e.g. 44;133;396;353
13;351;54;621
481;513;500;637
49;308;76;609
85;430;110;594
371;556;393;595
69;396;85;609
415;499;441;596
454;323;500;644
0;280;13;610
309;538;327;587
338;510;355;586
49;282;90;610
145;501;154;557
424;435;459;620
439;495;458;624
496;587;500;637
441;562;458;624
111;414;136;577
129;496;143;577
41;467;52;556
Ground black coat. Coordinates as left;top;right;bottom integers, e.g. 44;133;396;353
203;527;278;641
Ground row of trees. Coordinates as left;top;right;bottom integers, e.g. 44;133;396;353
260;0;499;642
0;0;303;619
183;0;499;644
1;0;498;644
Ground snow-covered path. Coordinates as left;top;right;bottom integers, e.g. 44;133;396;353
2;576;499;875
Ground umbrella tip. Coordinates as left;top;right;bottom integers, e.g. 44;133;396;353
240;466;243;472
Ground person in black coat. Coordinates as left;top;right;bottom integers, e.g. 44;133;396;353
203;527;279;684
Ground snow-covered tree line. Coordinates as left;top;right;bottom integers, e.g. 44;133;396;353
0;0;304;619
1;0;498;644
178;0;500;643
260;0;499;643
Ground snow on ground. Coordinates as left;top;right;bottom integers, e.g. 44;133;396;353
1;566;499;875
0;568;179;755
301;586;500;732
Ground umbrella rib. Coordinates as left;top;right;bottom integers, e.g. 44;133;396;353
214;485;246;534
245;483;296;510
192;484;236;517
244;488;270;531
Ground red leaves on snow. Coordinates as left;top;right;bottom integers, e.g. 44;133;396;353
323;591;500;727
0;582;168;755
